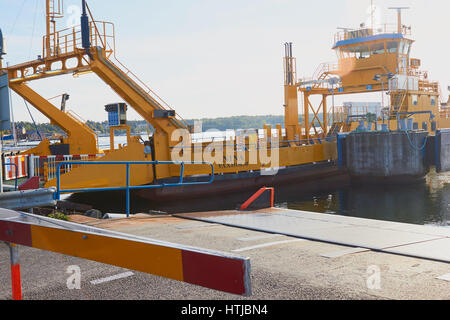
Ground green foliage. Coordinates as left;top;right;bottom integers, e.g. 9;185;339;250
13;114;325;137
48;212;69;221
187;115;285;131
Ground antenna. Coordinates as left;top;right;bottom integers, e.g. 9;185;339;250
0;28;5;57
388;7;410;34
0;28;4;69
370;0;374;29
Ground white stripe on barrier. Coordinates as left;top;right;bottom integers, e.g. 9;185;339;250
3;155;29;181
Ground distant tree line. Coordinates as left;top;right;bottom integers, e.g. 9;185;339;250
10;114;324;138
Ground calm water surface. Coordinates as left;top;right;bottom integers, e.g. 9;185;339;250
279;169;450;227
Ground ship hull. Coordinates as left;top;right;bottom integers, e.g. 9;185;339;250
136;161;349;202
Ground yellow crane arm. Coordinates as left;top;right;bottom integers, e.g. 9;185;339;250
10;82;99;155
90;48;187;135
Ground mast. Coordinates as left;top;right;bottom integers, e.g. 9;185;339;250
388;7;410;34
45;0;51;56
371;0;374;30
0;28;5;69
45;0;64;57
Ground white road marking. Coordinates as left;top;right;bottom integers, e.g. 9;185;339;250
320;247;370;259
90;272;134;285
436;273;450;282
232;239;306;253
237;234;283;242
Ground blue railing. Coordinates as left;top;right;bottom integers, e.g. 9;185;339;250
2;163;18;191
55;161;215;217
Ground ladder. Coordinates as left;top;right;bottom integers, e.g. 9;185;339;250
390;91;407;118
327;122;343;137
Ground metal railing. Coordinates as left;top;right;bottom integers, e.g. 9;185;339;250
65;110;99;147
312;62;338;81
108;55;190;129
43;20;115;58
329;106;347;124
55;161;215;217
333;24;412;44
30;154;104;182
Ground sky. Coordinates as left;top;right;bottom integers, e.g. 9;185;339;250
0;0;449;124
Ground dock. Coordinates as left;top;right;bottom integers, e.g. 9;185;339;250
1;207;445;300
175;208;450;263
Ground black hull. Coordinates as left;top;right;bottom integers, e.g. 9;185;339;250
136;161;350;202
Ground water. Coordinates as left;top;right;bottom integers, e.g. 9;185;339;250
279;169;450;227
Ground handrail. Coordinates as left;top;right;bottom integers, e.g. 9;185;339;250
108;56;190;129
86;3;106;49
333;24;412;44
65;110;99;147
42;20;114;58
55;161;214;217
169;137;334;150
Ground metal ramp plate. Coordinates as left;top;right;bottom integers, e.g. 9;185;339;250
175;208;450;263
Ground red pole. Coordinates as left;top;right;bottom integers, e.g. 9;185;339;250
270;187;274;208
8;243;22;301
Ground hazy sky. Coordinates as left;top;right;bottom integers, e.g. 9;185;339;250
0;0;449;123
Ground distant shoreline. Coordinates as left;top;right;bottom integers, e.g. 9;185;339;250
11;114;324;138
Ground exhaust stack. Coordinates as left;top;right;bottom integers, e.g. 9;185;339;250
81;0;92;57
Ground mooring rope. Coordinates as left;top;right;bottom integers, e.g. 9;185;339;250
23;99;43;141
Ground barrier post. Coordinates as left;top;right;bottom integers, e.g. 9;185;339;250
8;243;22;300
28;155;34;178
0;144;3;193
126;163;130;217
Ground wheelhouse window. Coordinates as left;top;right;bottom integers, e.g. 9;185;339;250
357;45;370;58
370;42;385;55
431;96;436;106
337;46;369;59
341;45;371;59
386;41;399;53
400;40;411;55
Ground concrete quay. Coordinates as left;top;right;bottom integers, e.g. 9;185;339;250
1;210;448;300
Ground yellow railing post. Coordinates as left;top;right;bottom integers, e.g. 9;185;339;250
43;163;49;183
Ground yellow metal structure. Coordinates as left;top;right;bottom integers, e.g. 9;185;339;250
11;83;99;155
5;0;100;156
1;2;447;192
296;8;445;135
283;43;301;142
